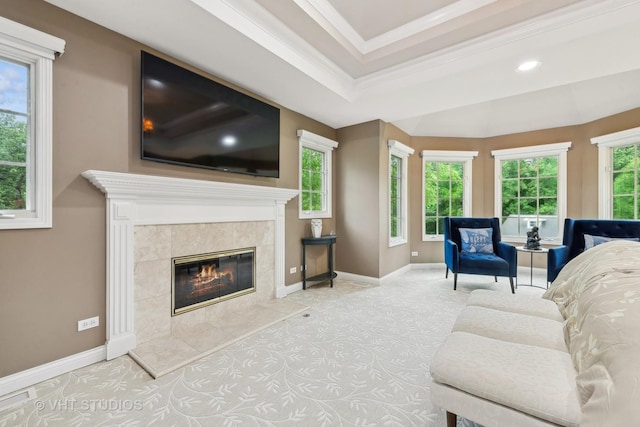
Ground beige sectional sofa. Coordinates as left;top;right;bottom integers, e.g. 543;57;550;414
430;240;640;427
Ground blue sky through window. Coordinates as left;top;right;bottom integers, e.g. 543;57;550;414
0;59;28;116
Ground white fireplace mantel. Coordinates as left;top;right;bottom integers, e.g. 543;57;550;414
82;170;298;360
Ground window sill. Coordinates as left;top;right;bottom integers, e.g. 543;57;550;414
299;212;332;220
389;238;407;247
0;215;52;230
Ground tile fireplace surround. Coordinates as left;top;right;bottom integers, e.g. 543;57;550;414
82;170;303;376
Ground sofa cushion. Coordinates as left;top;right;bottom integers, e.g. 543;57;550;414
452;306;567;352
466;289;563;322
430;331;581;426
543;240;640;425
458;252;509;275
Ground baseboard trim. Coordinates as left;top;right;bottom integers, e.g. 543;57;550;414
336;263;410;286
410;262;446;271
334;271;380;285
0;346;106;398
382;264;413;283
282;281;303;296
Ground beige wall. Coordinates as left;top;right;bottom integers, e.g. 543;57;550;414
0;0;334;377
335;121;382;277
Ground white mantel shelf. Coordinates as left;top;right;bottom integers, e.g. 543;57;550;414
82;170;298;204
82;170;298;360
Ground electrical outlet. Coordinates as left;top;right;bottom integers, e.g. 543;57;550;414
289;267;297;274
78;316;99;332
411;251;419;257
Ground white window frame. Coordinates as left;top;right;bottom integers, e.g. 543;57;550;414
0;17;64;229
492;141;571;244
297;129;338;219
591;126;640;219
388;140;414;247
422;150;478;241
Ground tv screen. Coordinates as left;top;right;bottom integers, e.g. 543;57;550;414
141;51;280;178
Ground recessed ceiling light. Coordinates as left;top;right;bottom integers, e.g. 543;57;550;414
516;60;542;72
221;135;237;146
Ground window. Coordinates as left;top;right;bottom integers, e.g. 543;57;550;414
422;150;477;240
0;17;64;229
297;130;338;219
389;140;414;246
592;126;640;219
492;142;571;242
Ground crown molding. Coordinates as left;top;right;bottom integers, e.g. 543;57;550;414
293;0;496;55
189;0;355;100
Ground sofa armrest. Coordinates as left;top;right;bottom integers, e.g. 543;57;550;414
547;246;569;283
444;239;459;272
497;242;517;277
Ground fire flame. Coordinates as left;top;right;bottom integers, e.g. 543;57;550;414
191;264;233;287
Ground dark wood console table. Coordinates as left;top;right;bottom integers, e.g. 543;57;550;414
301;235;337;290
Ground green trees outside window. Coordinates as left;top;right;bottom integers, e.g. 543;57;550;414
301;147;324;212
0;113;27;210
424;161;464;235
390;154;401;238
0;58;29;212
612;143;640;219
500;156;558;237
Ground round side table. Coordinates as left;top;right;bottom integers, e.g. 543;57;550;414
515;246;549;289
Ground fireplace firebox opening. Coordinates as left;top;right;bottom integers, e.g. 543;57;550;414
172;247;256;316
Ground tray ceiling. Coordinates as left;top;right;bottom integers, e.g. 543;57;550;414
45;0;640;137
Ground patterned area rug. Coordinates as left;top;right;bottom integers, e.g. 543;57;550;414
0;266;545;426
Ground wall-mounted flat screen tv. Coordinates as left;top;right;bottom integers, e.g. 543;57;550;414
141;51;280;178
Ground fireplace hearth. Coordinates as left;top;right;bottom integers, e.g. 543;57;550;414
172;247;255;315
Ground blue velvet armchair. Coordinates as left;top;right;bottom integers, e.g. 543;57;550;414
444;217;517;293
547;218;640;283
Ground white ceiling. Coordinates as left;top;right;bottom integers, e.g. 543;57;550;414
45;0;640;137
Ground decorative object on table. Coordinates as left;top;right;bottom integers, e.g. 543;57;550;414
524;226;541;250
311;218;322;238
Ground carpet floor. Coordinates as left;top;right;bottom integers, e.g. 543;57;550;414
0;265;546;427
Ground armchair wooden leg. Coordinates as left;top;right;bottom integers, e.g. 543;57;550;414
494;276;498;282
509;277;515;294
446;411;457;427
445;267;448;279
453;273;458;290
